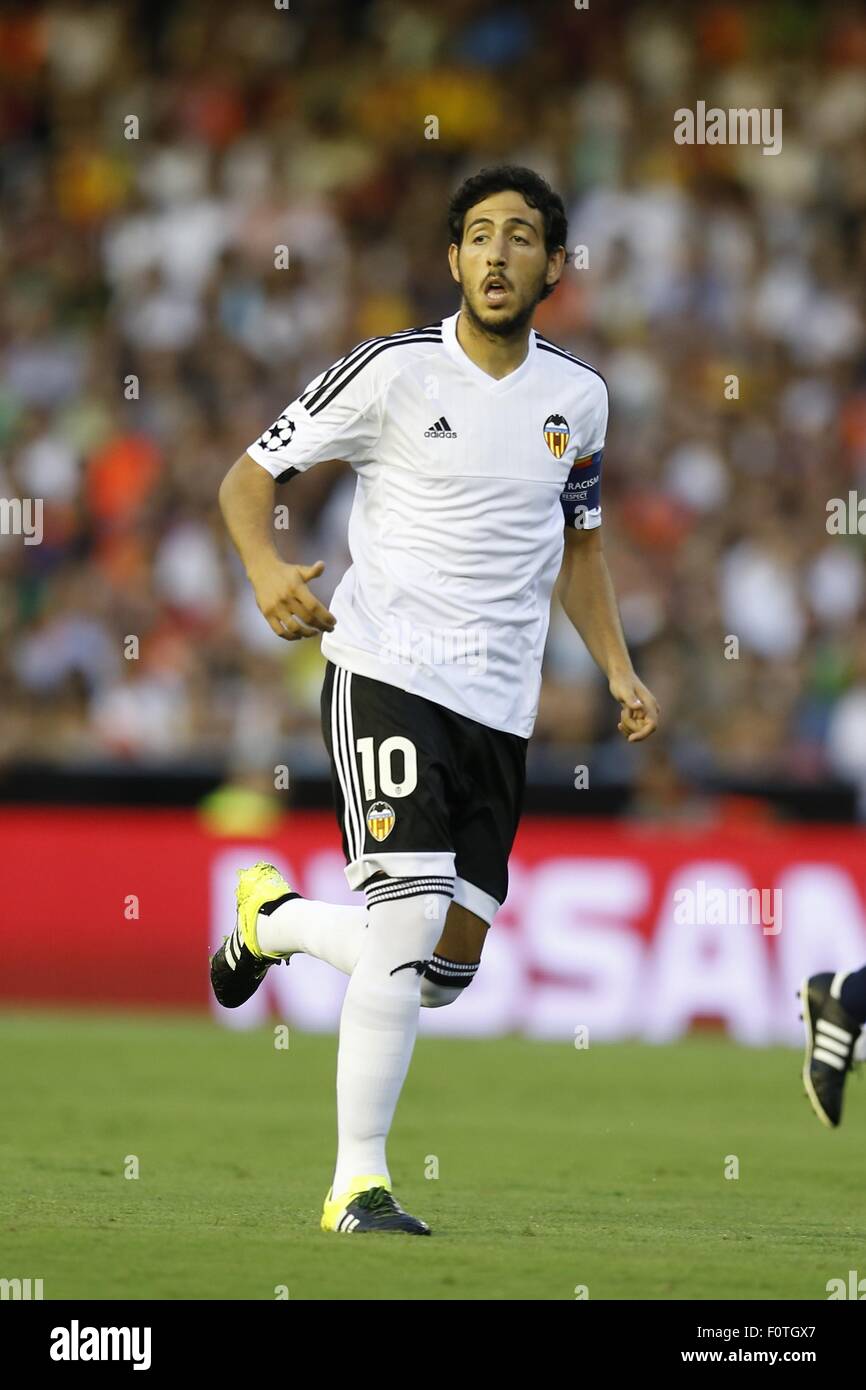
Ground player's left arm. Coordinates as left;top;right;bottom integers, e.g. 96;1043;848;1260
555;525;660;743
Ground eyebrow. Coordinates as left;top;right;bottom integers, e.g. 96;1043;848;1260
465;216;538;235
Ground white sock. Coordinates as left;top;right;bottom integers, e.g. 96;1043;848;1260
419;953;479;1005
256;895;468;1006
419;979;463;1007
331;885;451;1196
256;898;367;975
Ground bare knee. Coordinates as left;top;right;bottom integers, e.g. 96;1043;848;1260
420;902;487;1007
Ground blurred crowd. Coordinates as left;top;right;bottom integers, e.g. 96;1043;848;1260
1;0;865;807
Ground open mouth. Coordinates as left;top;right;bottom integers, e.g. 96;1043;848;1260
484;279;509;304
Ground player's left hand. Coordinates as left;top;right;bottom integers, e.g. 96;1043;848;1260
609;671;660;743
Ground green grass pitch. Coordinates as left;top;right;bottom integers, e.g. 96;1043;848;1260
1;1011;863;1300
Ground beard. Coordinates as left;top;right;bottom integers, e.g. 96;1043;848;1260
459;271;547;339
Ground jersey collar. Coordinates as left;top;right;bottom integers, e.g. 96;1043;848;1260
441;309;537;392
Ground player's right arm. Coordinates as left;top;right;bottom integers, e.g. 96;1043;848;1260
218;453;336;641
221;340;384;641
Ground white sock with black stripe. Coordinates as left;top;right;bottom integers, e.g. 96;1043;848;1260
420;954;480;1006
331;876;453;1197
256;895;479;1009
256;897;367;975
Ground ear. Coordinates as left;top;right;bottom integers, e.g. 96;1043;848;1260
546;245;567;288
447;242;461;286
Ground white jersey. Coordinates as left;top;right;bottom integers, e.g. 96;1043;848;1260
246;309;607;738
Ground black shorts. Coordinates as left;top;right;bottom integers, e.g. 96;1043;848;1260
320;659;527;925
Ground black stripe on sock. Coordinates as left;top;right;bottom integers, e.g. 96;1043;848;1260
258;891;302;916
423;955;479;989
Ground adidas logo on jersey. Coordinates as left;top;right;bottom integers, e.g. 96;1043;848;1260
424;416;457;438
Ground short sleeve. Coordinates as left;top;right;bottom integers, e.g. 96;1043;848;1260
560;374;608;531
246;345;383;483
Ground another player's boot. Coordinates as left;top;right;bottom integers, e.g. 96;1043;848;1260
210;862;300;1009
320;1176;431;1235
800;973;862;1128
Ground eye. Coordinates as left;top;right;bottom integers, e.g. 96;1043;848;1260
513;235;528;244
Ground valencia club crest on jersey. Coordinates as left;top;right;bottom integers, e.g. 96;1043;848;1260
367;801;396;842
543;413;570;459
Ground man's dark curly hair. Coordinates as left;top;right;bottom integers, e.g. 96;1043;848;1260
447;165;568;301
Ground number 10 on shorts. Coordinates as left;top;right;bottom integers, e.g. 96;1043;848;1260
356;736;418;798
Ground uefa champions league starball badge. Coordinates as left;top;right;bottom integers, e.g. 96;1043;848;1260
259;416;296;452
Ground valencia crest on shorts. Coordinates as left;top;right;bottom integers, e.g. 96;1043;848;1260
366;801;396;842
543;413;570;459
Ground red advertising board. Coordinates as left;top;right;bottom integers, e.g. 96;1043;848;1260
3;808;865;1042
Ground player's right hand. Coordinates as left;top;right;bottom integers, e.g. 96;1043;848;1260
249;558;337;641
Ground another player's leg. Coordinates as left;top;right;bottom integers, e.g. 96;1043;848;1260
800;970;865;1127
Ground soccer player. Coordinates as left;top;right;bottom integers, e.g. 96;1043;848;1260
213;165;660;1235
801;971;865;1127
